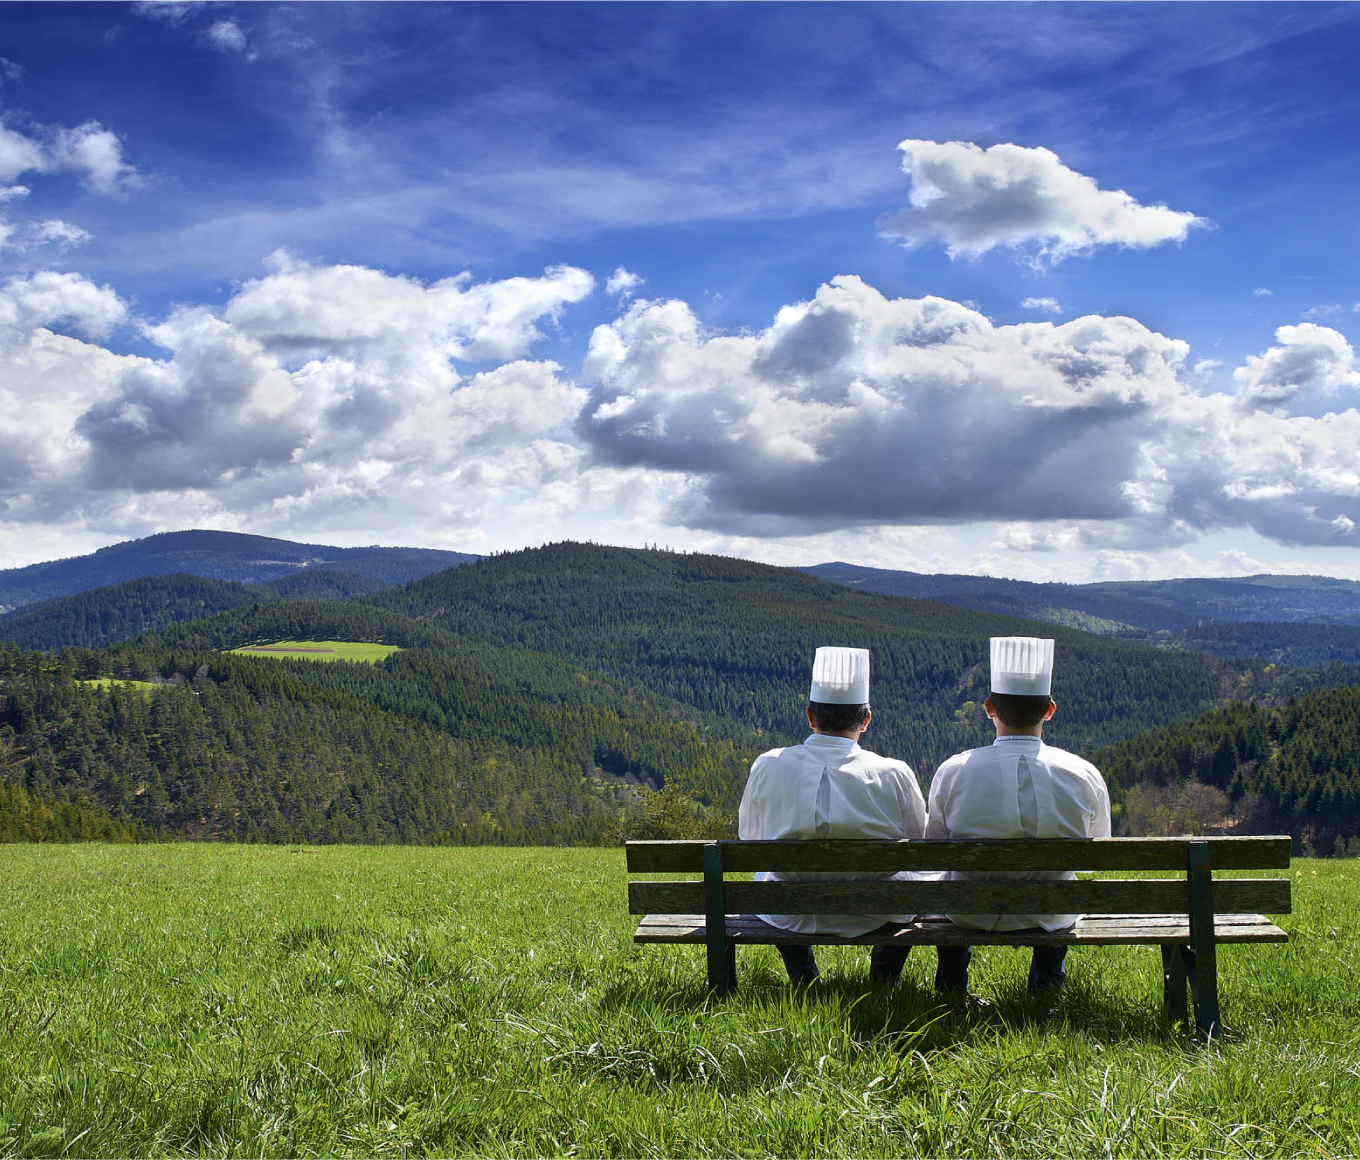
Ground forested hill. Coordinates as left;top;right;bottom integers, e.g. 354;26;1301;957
1092;687;1360;856
0;570;406;653
370;542;1236;778
1;589;767;844
0;530;477;611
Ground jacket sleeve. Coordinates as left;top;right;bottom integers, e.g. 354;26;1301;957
737;759;765;840
1088;766;1113;838
899;765;928;839
923;761;952;839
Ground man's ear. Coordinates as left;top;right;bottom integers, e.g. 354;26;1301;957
806;705;816;730
1044;699;1057;721
983;697;996;718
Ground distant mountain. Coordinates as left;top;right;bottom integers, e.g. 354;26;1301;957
802;563;1360;642
0;569;399;652
0;530;477;611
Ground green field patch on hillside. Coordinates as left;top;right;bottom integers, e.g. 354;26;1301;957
78;677;161;692
228;639;402;663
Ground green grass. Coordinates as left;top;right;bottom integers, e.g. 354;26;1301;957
227;640;402;663
0;846;1356;1158
77;678;161;692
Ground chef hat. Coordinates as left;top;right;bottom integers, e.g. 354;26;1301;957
809;646;870;704
989;636;1054;696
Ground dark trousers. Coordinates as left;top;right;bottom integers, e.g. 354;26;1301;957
934;943;1068;994
777;943;910;985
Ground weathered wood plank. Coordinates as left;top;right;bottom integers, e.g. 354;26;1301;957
628;877;1291;916
633;913;1290;947
624;836;1292;874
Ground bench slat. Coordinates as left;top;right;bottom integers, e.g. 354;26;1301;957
633;912;1290;947
625;836;1292;873
628;877;1291;916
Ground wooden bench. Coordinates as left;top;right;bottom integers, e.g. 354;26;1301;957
626;836;1292;1037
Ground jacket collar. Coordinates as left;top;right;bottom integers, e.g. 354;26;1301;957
803;732;861;755
992;734;1043;748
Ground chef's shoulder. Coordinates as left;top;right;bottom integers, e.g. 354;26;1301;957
850;747;918;782
750;741;804;770
1040;743;1105;783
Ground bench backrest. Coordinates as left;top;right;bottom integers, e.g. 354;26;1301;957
626;837;1293;917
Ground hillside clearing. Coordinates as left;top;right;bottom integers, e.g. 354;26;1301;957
0;844;1355;1158
228;640;402;663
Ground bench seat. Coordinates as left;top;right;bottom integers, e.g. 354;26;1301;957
634;911;1288;946
626;835;1292;1038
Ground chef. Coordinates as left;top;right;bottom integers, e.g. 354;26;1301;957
925;636;1112;995
738;646;927;986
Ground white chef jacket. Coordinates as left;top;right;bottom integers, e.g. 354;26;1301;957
925;735;1112;932
737;733;927;936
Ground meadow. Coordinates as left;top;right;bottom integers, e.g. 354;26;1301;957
0;844;1355;1158
228;641;403;663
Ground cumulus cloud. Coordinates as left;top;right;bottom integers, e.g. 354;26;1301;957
1022;296;1062;314
222;252;593;365
1252;288;1272;297
0;259;601;549
0;271;127;340
1234;323;1360;411
579;276;1360;547
606;267;644;298
0;114;142;195
879;140;1204;264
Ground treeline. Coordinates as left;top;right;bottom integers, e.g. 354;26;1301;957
371;541;1233;775
0;572;400;652
1093;687;1360;854
1;645;620;845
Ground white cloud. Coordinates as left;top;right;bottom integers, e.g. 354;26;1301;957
0;258;603;552
880;140;1204;264
131;1;217;24
0;123;44;183
1022;296;1062;314
0;271;127;340
606;267;644;298
222;251;593;364
1252;287;1272;297
205;19;249;54
0;113;142;195
1233;323;1360;410
31;219;91;250
580;276;1360;548
51;122;143;195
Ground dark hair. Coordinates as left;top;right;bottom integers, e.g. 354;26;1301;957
987;692;1053;729
807;701;870;733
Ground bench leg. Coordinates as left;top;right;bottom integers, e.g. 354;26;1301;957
702;843;736;997
1186;841;1223;1038
1187;945;1222;1038
706;936;736;997
1162;944;1189;1028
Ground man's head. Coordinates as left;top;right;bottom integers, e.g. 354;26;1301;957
985;692;1055;731
806;700;871;736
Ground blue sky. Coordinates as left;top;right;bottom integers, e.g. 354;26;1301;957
3;2;1360;581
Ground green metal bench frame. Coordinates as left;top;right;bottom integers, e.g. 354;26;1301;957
626;835;1292;1037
